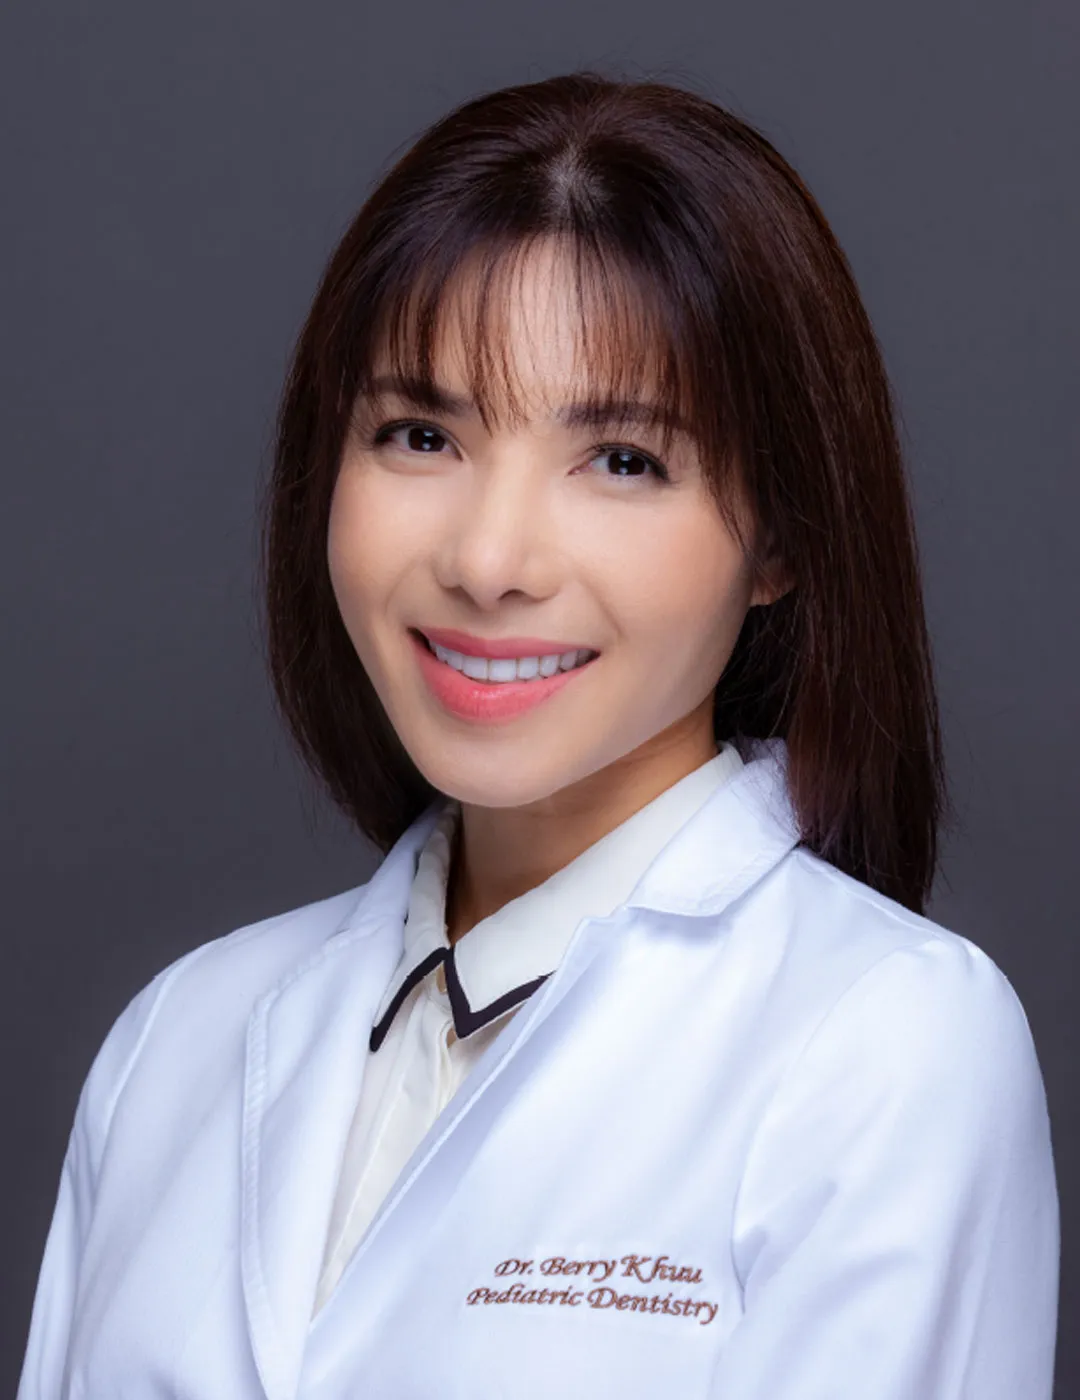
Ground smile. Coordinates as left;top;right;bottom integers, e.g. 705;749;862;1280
424;637;598;684
409;630;599;724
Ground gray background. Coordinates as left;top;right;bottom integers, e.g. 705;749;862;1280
1;0;1075;1392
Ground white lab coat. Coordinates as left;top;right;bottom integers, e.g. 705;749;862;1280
17;744;1059;1399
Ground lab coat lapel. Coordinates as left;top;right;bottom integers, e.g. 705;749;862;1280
239;800;443;1400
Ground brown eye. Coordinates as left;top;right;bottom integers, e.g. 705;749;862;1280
405;426;448;452
374;422;452;453
587;447;670;483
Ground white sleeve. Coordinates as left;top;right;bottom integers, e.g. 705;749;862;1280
16;971;174;1400
711;935;1059;1400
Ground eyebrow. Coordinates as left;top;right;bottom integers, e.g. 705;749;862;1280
365;374;691;436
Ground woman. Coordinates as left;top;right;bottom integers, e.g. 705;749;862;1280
18;74;1058;1398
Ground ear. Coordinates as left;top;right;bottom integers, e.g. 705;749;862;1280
748;547;793;609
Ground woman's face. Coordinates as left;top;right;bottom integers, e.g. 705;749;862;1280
328;242;777;810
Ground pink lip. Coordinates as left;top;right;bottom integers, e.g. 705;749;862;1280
418;626;597;660
409;630;597;724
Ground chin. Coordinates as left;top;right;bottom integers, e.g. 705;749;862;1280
405;743;577;811
427;771;563;811
417;734;637;812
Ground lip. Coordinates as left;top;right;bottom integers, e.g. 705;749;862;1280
409;630;597;724
417;626;598;661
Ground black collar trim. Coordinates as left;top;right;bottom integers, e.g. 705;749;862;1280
368;945;551;1053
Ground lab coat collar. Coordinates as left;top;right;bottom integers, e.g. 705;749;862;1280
368;744;747;1052
622;737;799;916
240;740;797;1400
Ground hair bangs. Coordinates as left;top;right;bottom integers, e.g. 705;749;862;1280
353;228;742;511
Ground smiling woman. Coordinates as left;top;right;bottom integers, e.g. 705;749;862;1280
324;237;777;834
265;80;943;914
18;73;1058;1400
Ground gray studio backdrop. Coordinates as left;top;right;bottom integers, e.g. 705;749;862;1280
2;0;1075;1393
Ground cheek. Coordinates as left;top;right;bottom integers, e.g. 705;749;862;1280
326;479;364;612
327;466;415;612
325;468;396;654
607;510;755;663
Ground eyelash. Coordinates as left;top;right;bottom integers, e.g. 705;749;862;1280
369;419;672;484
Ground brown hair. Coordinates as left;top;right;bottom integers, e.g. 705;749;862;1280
262;72;945;913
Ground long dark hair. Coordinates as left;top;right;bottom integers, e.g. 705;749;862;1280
262;73;945;913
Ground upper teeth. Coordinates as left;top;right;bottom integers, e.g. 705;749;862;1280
430;642;594;682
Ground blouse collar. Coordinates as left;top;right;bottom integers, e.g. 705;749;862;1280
369;744;745;1050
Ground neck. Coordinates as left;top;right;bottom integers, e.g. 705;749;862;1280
444;698;718;945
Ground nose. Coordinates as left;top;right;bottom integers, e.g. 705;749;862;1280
433;458;556;609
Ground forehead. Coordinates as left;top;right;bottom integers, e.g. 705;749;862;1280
441;244;586;402
370;235;682;432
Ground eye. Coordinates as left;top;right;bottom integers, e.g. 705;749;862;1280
586;446;671;484
373;421;455;455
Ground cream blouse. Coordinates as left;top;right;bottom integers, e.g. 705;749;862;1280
313;743;745;1313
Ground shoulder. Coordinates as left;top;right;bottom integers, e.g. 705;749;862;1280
72;879;373;1175
727;858;1059;1388
751;847;1049;1146
141;878;373;1026
147;879;372;1010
